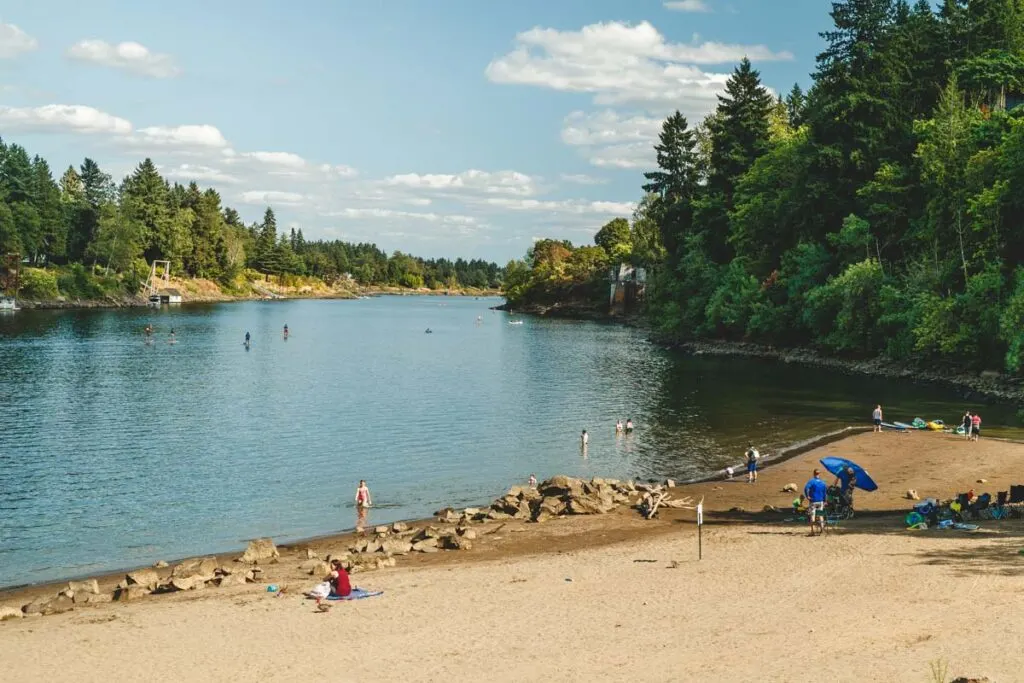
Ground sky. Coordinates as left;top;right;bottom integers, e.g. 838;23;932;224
0;0;830;263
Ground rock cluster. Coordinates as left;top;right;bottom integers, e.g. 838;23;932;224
335;521;476;572
486;476;637;523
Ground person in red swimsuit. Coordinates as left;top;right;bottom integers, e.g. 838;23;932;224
327;559;351;598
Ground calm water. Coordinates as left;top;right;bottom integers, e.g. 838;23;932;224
0;296;1020;588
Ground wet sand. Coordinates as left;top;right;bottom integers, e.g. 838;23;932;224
2;430;1023;682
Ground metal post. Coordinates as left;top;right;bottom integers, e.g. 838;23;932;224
697;499;704;560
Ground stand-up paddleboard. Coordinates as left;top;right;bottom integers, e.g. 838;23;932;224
893;421;915;430
881;422;906;431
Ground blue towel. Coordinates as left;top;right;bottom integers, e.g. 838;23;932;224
326;588;383;601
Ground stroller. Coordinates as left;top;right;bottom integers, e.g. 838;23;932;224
825;485;855;521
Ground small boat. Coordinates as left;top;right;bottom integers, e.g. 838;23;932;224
508;320;523;326
926;419;946;431
0;295;19;311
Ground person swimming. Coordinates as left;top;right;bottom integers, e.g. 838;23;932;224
625;419;634;432
169;328;176;343
615;420;624;433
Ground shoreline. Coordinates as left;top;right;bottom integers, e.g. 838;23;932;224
14;287;502;311
0;424;861;596
4;423;1018;601
4;430;1023;681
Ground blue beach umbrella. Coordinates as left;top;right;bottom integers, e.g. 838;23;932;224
819;456;878;492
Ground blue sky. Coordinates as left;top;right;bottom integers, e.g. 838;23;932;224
1;0;828;262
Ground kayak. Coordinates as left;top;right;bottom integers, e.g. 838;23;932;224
926;419;946;431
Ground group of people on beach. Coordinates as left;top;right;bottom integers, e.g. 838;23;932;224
798;465;857;534
961;410;982;441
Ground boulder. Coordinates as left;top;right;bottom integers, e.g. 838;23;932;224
412;538;438;552
373;525;390;536
153;560;169;569
519;487;542;501
68;579;100;596
540;475;583;497
305;548;320;560
167;576;197;592
38;595;75;616
487;510;511;521
21;599;46;616
782;483;798;493
457;528;477;540
906;489;920;501
301;560;331;576
567;495;610;515
392;521;409;533
462;507;481;517
507;486;525;498
238;538;279;564
379;539;413;556
74;592;113;605
442;535;473;551
126;568;160;591
350;539;370;554
217;572;248;587
0;605;24;620
172;557;219;580
514;499;532;519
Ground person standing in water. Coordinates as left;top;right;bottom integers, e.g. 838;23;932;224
528;474;537;488
872;404;883;432
169;328;176;343
283;324;289;338
581;430;589;447
615;420;624;434
625;419;634;433
244;331;251;345
355;480;372;533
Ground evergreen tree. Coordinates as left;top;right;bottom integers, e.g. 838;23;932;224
641;111;699;258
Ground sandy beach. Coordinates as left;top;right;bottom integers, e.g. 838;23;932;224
2;430;1022;682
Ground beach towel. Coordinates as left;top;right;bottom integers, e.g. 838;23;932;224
326;588;383;601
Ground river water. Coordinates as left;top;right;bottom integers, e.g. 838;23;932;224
0;296;1020;588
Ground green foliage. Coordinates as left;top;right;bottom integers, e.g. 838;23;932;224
18;267;59;300
594;218;632;261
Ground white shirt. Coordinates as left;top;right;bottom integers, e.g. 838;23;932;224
581;433;589;445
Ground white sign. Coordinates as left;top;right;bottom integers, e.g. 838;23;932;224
696;502;703;526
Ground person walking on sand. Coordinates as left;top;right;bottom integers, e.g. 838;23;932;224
962;411;972;440
745;444;760;484
872;404;883;432
804;469;828;534
355;480;372;533
971;413;982;442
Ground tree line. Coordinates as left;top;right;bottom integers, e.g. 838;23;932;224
506;0;1024;376
0;142;502;297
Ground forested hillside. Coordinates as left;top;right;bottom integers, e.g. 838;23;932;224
506;0;1024;376
0;143;502;300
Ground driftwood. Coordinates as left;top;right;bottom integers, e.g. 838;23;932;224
640;488;695;519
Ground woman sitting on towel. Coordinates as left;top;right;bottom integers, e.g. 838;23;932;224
327;559;352;598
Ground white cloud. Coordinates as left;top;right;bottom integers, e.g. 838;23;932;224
386;169;536;196
319;163;359;178
485;197;635;216
0;104;132;134
0;21;37;58
587;143;654;169
485;20;790;109
325;208;477;225
163;164;241;184
241;151;306;168
66;39;181;78
664;0;711;12
129;124;229;149
560;110;663;169
239;190;306;206
560;173;607;185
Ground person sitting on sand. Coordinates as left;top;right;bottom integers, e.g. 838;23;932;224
792;494;807;515
326;559;351;598
745;445;760;484
834;467;857;507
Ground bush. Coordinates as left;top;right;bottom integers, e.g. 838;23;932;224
57;263;105;299
19;268;59;300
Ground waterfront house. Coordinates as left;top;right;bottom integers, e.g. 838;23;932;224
608;263;647;315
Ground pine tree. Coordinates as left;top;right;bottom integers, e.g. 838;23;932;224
785;84;806;127
642;111;699;258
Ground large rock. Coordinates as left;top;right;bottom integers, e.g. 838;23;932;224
74;592;113;605
172;557;219;580
541;475;583;497
412;538;438;552
442;536;473;551
457;527;477;540
116;585;151;602
126;568;160;591
392;521;409;533
0;605;23;620
37;595;75;615
300;559;331;576
379;539;412;556
782;483;798;493
567;495;610;515
217;572;249;587
167;576;197;592
238;538;279;564
68;579;100;596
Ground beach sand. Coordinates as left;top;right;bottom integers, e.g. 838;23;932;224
2;430;1023;682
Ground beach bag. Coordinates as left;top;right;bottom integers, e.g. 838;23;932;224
308;581;331;599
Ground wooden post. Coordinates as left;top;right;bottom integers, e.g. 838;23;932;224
697;498;704;560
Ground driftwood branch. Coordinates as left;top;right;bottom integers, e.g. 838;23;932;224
640;488;696;519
